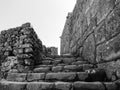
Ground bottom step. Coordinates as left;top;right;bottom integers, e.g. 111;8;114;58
0;80;118;90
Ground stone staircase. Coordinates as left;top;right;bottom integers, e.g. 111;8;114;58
0;55;119;90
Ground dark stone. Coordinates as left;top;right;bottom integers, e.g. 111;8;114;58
85;69;107;82
98;60;120;80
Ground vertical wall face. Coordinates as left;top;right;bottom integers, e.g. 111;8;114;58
61;0;120;63
0;23;44;72
60;13;72;55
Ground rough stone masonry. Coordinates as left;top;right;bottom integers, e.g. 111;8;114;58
0;23;46;73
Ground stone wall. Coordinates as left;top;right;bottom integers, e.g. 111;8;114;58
61;0;120;63
60;13;72;55
61;0;120;78
0;23;44;72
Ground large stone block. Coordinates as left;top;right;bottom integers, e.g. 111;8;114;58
55;82;72;90
7;73;27;82
27;73;45;81
33;67;50;73
27;82;54;90
52;66;63;72
64;65;82;72
73;81;105;90
62;58;76;64
46;72;76;81
104;82;117;90
0;80;27;90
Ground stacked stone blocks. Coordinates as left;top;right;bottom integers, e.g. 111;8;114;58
0;23;43;73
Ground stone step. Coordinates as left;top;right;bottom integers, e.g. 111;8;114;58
41;57;89;65
46;54;74;58
0;80;118;90
6;70;107;82
33;67;51;73
34;64;94;73
41;58;77;65
37;57;90;67
71;61;89;65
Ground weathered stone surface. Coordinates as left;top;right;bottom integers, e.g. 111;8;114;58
60;13;71;55
62;58;76;64
0;80;27;90
95;20;106;45
98;60;120;80
105;3;120;40
82;64;93;71
35;65;52;68
55;82;72;90
7;73;26;82
116;69;120;79
33;67;50;73
24;48;33;53
52;66;63;72
82;34;95;63
52;60;62;65
72;61;88;65
73;81;105;90
85;69;107;82
27;73;45;81
0;23;45;73
104;82;117;90
1;56;18;72
64;65;82;72
8;69;19;73
77;72;88;81
96;34;120;62
46;72;76;81
60;0;120;65
27;82;54;90
41;60;51;65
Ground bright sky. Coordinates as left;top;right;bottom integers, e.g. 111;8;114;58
0;0;76;54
